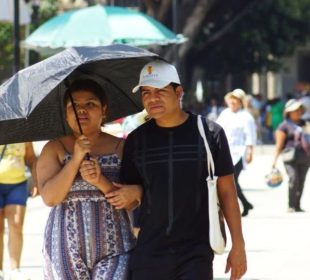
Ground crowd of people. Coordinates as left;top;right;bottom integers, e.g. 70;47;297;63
0;58;309;280
200;83;310;146
198;84;310;215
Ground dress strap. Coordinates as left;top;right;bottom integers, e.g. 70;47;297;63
56;139;70;154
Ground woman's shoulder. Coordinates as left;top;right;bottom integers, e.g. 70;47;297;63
101;133;124;158
41;137;70;159
103;133;124;145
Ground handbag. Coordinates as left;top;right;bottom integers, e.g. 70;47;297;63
281;147;296;163
197;115;226;254
265;167;283;188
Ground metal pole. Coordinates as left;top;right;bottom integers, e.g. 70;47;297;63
172;0;177;34
13;0;20;73
172;0;178;68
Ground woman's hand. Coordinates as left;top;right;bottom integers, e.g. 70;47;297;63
106;183;142;210
79;157;101;186
72;135;91;165
245;146;253;164
29;185;39;197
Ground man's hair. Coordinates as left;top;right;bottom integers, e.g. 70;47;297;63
170;82;181;91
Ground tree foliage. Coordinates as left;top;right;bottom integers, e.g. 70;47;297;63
1;0;310;86
193;0;310;76
0;23;14;79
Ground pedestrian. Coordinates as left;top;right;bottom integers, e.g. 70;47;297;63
107;60;247;280
217;89;256;217
272;99;310;212
36;79;142;279
0;142;37;280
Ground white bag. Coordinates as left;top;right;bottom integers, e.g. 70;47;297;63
197;115;226;254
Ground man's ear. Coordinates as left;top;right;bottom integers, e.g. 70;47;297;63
176;85;184;100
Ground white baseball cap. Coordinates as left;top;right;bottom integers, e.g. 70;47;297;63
284;99;304;114
132;60;181;93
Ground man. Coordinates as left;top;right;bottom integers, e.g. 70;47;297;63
119;60;246;280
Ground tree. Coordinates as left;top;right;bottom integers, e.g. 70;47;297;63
0;23;14;81
141;0;310;101
195;0;310;75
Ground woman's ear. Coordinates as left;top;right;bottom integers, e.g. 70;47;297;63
102;104;107;115
101;104;108;125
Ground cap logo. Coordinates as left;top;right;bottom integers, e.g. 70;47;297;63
147;65;153;75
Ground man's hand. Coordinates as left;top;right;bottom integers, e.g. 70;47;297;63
225;245;247;280
105;183;142;210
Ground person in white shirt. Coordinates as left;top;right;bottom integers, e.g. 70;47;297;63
217;89;257;216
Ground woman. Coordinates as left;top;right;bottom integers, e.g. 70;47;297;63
0;142;37;280
36;79;141;279
272;99;310;212
217;89;257;217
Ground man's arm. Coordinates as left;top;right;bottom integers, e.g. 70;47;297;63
217;174;247;280
106;132;144;210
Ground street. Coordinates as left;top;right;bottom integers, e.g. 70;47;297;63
2;145;310;280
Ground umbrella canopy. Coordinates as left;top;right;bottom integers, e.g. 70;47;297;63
0;44;159;145
24;5;186;56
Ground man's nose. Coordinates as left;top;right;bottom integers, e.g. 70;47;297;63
148;91;159;101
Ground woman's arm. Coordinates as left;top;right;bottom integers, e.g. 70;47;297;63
79;157;117;194
37;136;89;206
272;130;286;168
24;142;38;196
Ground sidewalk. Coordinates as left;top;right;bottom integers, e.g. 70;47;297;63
214;145;310;280
2;145;309;279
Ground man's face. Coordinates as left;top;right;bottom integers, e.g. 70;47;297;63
140;84;183;120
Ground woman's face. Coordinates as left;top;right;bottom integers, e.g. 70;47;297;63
226;96;242;112
65;90;106;134
288;108;303;123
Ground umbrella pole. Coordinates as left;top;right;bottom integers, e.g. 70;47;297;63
68;92;90;160
68;92;84;135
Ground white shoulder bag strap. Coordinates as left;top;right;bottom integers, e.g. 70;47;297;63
197;115;226;254
197;116;215;179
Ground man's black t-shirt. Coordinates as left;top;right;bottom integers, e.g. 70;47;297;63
121;113;233;266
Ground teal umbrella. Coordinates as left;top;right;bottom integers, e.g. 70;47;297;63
24;5;186;55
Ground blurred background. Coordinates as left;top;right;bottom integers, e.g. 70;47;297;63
1;0;310;142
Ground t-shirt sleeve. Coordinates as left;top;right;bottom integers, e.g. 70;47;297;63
120;132;143;185
244;113;257;146
213;126;234;177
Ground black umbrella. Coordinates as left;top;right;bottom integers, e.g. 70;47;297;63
0;44;160;144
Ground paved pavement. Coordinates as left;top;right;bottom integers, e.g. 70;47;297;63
214;145;310;280
2;145;310;279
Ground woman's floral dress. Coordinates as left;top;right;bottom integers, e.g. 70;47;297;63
43;154;136;280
